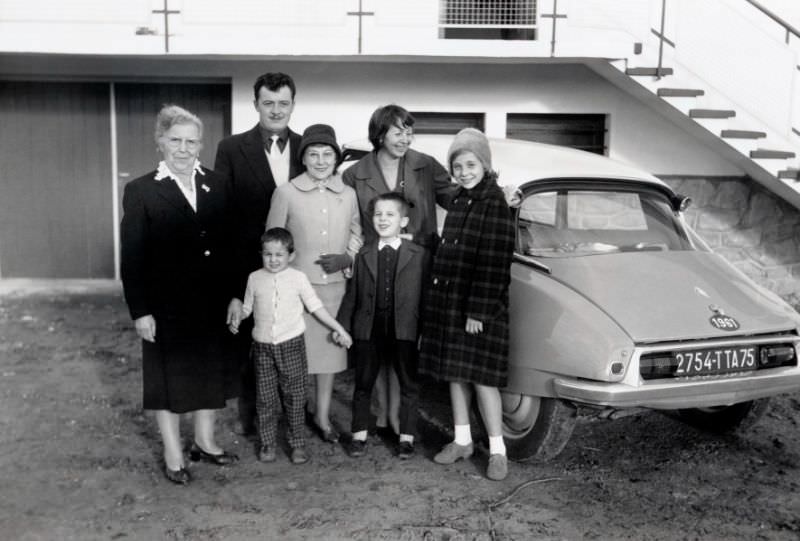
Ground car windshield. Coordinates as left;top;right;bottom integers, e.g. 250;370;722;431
517;187;696;258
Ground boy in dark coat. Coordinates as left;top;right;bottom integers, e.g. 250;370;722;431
337;192;430;459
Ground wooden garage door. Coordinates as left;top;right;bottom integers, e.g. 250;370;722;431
0;81;113;278
507;113;607;154
114;82;231;184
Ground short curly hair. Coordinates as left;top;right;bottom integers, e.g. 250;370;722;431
154;104;203;143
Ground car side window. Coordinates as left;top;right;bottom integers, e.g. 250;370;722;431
517;187;692;257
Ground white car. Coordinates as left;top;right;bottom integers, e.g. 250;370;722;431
343;135;800;461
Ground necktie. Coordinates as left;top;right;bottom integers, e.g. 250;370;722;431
267;134;290;186
269;134;281;158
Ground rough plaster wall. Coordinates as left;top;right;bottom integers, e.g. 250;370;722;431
662;176;800;310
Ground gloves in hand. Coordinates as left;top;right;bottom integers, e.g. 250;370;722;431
315;253;352;274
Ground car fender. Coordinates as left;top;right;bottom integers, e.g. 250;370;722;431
506;261;634;398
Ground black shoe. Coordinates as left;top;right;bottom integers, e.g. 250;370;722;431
315;424;340;443
396;441;415;460
374;426;398;443
308;414;340;443
164;465;191;485
189;443;239;466
233;422;256;437
345;438;367;458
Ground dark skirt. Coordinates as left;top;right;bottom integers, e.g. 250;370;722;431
142;316;238;414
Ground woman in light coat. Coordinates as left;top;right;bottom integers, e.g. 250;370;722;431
267;124;361;443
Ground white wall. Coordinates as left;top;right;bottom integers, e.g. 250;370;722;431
758;0;800;29
227;60;744;177
0;53;745;176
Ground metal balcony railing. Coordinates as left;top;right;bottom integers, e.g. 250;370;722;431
438;0;538;39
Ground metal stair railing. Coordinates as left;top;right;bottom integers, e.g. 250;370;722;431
744;0;800;45
744;0;800;139
639;0;799;142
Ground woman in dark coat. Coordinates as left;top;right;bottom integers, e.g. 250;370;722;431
419;128;515;481
343;104;456;436
121;105;239;485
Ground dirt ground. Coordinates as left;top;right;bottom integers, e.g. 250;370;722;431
1;280;799;541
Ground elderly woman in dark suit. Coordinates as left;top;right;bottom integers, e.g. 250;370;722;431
121;104;239;485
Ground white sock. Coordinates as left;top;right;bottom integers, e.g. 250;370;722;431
489;435;506;456
453;424;472;446
399;434;414;444
352;430;368;442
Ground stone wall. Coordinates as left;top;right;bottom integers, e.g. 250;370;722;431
661;175;800;311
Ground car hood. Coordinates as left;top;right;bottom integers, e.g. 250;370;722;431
544;251;799;343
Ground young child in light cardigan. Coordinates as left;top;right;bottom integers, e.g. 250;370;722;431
230;227;352;465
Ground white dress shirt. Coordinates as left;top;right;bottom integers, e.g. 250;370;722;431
378;237;402;251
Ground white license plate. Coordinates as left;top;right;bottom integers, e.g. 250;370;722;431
673;346;757;376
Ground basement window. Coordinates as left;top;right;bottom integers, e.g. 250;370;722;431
410;112;485;134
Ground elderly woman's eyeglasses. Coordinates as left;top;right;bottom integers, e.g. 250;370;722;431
164;137;200;150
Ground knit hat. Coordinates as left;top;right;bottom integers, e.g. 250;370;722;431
298;124;341;164
447;128;492;175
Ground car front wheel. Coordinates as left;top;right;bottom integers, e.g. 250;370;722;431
501;392;577;461
677;399;770;433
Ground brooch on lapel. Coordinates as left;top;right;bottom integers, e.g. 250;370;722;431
201;184;211;193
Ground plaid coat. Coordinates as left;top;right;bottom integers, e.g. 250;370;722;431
419;176;515;387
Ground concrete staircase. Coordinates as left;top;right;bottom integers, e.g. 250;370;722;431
583;1;800;207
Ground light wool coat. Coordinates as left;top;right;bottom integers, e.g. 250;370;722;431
266;172;362;285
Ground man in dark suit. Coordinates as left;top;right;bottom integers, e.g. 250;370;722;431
215;72;304;435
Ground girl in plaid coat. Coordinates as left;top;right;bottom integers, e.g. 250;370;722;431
419;128;515;481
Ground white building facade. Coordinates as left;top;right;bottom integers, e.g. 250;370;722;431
1;0;799;306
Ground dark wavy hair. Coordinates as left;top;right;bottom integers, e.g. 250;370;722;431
261;227;295;253
252;72;296;100
368;104;415;151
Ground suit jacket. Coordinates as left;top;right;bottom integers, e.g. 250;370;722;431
342;148;456;251
120;167;235;325
337;240;430;342
214;124;303;294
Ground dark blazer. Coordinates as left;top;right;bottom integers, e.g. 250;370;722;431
342;149;456;251
337;240;430;342
214;125;303;293
120;167;235;323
